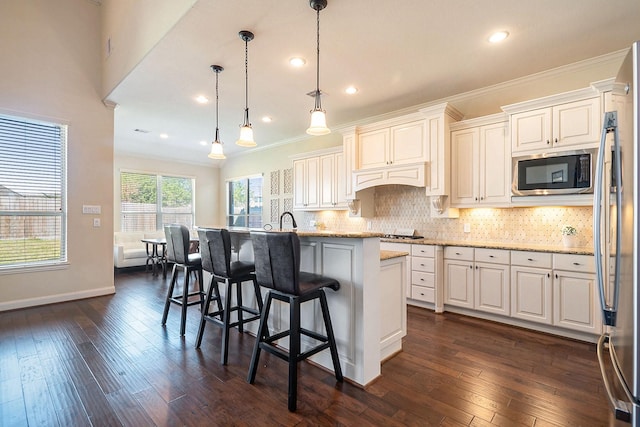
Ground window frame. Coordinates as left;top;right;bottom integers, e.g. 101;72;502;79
226;174;263;228
0;112;68;271
119;170;196;232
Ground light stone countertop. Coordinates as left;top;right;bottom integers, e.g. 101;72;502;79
380;250;409;261
382;237;594;255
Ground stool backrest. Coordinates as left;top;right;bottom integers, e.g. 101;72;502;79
198;228;232;277
250;231;300;295
164;224;190;265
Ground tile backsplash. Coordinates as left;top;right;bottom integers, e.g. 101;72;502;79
298;185;593;248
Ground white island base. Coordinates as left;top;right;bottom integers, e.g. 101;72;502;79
225;230;407;387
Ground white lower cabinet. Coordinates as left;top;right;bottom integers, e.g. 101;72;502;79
444;246;510;314
510;252;553;325
444;246;474;309
552;253;601;335
474;249;510;316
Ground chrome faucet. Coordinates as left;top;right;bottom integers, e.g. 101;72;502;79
279;211;297;230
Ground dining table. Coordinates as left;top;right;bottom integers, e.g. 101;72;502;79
141;236;199;279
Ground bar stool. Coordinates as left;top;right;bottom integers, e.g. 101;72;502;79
195;228;264;365
161;224;204;336
247;231;343;412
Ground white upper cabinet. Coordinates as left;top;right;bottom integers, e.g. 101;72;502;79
450;115;510;207
504;90;602;154
347;103;462;194
358;119;427;169
292;147;347;211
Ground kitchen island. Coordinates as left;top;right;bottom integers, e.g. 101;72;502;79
204;228;404;386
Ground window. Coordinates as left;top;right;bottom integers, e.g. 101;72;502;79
0;114;67;268
120;171;195;232
227;175;262;228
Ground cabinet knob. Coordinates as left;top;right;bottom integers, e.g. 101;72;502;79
546;140;550;144
470;265;473;269
475;197;478;201
480;197;484;200
555;273;558;279
475;265;478;270
547;273;551;278
555;138;558;143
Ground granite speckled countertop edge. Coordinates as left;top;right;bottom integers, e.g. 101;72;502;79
382;237;594;256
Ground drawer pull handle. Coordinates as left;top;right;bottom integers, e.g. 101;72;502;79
573;262;581;266
420;278;424;281
527;258;534;261
456;252;462;255
420;263;425;267
489;255;495;258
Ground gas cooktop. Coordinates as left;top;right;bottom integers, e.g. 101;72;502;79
382;228;423;240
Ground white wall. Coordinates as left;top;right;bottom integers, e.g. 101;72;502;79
114;154;220;230
101;0;197;98
0;0;115;310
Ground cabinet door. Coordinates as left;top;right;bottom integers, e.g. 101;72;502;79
450;128;478;206
553;270;601;334
319;154;336;208
334;151;348;208
552;97;601;148
479;123;510;204
293;157;319;210
474;262;510;316
293;159;307;210
358;129;389;169
390;120;427;165
510;266;552;324
444;259;474;308
511;108;552;153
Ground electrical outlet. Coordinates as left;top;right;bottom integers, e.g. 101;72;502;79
310;220;317;227
93;218;101;227
367;221;372;230
463;223;471;233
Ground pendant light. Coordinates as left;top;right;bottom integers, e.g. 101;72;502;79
236;30;257;147
306;0;330;136
208;65;226;160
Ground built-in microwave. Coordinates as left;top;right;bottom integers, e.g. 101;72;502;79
512;148;596;196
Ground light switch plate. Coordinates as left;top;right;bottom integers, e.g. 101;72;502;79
83;205;101;214
93;218;101;227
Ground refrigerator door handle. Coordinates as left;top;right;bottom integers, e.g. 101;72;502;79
597;334;633;422
594;111;620;326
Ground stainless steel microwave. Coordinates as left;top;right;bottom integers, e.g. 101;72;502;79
512;148;596;196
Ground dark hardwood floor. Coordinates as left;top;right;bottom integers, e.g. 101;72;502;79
0;268;624;426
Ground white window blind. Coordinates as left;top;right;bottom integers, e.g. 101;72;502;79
120;171;194;232
0;114;67;268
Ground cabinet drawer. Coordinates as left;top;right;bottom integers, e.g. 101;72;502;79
475;248;510;264
444;246;474;261
511;251;552;268
554;253;595;273
411;285;435;303
411;244;435;257
412;256;435;273
412;271;434;288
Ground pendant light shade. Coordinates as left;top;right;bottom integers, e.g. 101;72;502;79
306;0;330;136
236;30;257;147
208;65;226;160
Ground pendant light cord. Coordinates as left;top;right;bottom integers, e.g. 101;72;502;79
244;36;250;124
314;6;322;110
215;69;220;139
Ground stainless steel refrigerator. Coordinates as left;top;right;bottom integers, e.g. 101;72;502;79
595;41;640;424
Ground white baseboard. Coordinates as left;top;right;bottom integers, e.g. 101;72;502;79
0;286;116;312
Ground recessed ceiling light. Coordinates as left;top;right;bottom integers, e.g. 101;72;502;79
261;116;272;123
289;57;306;67
345;86;358;95
195;95;209;104
488;31;509;43
159;133;169;139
